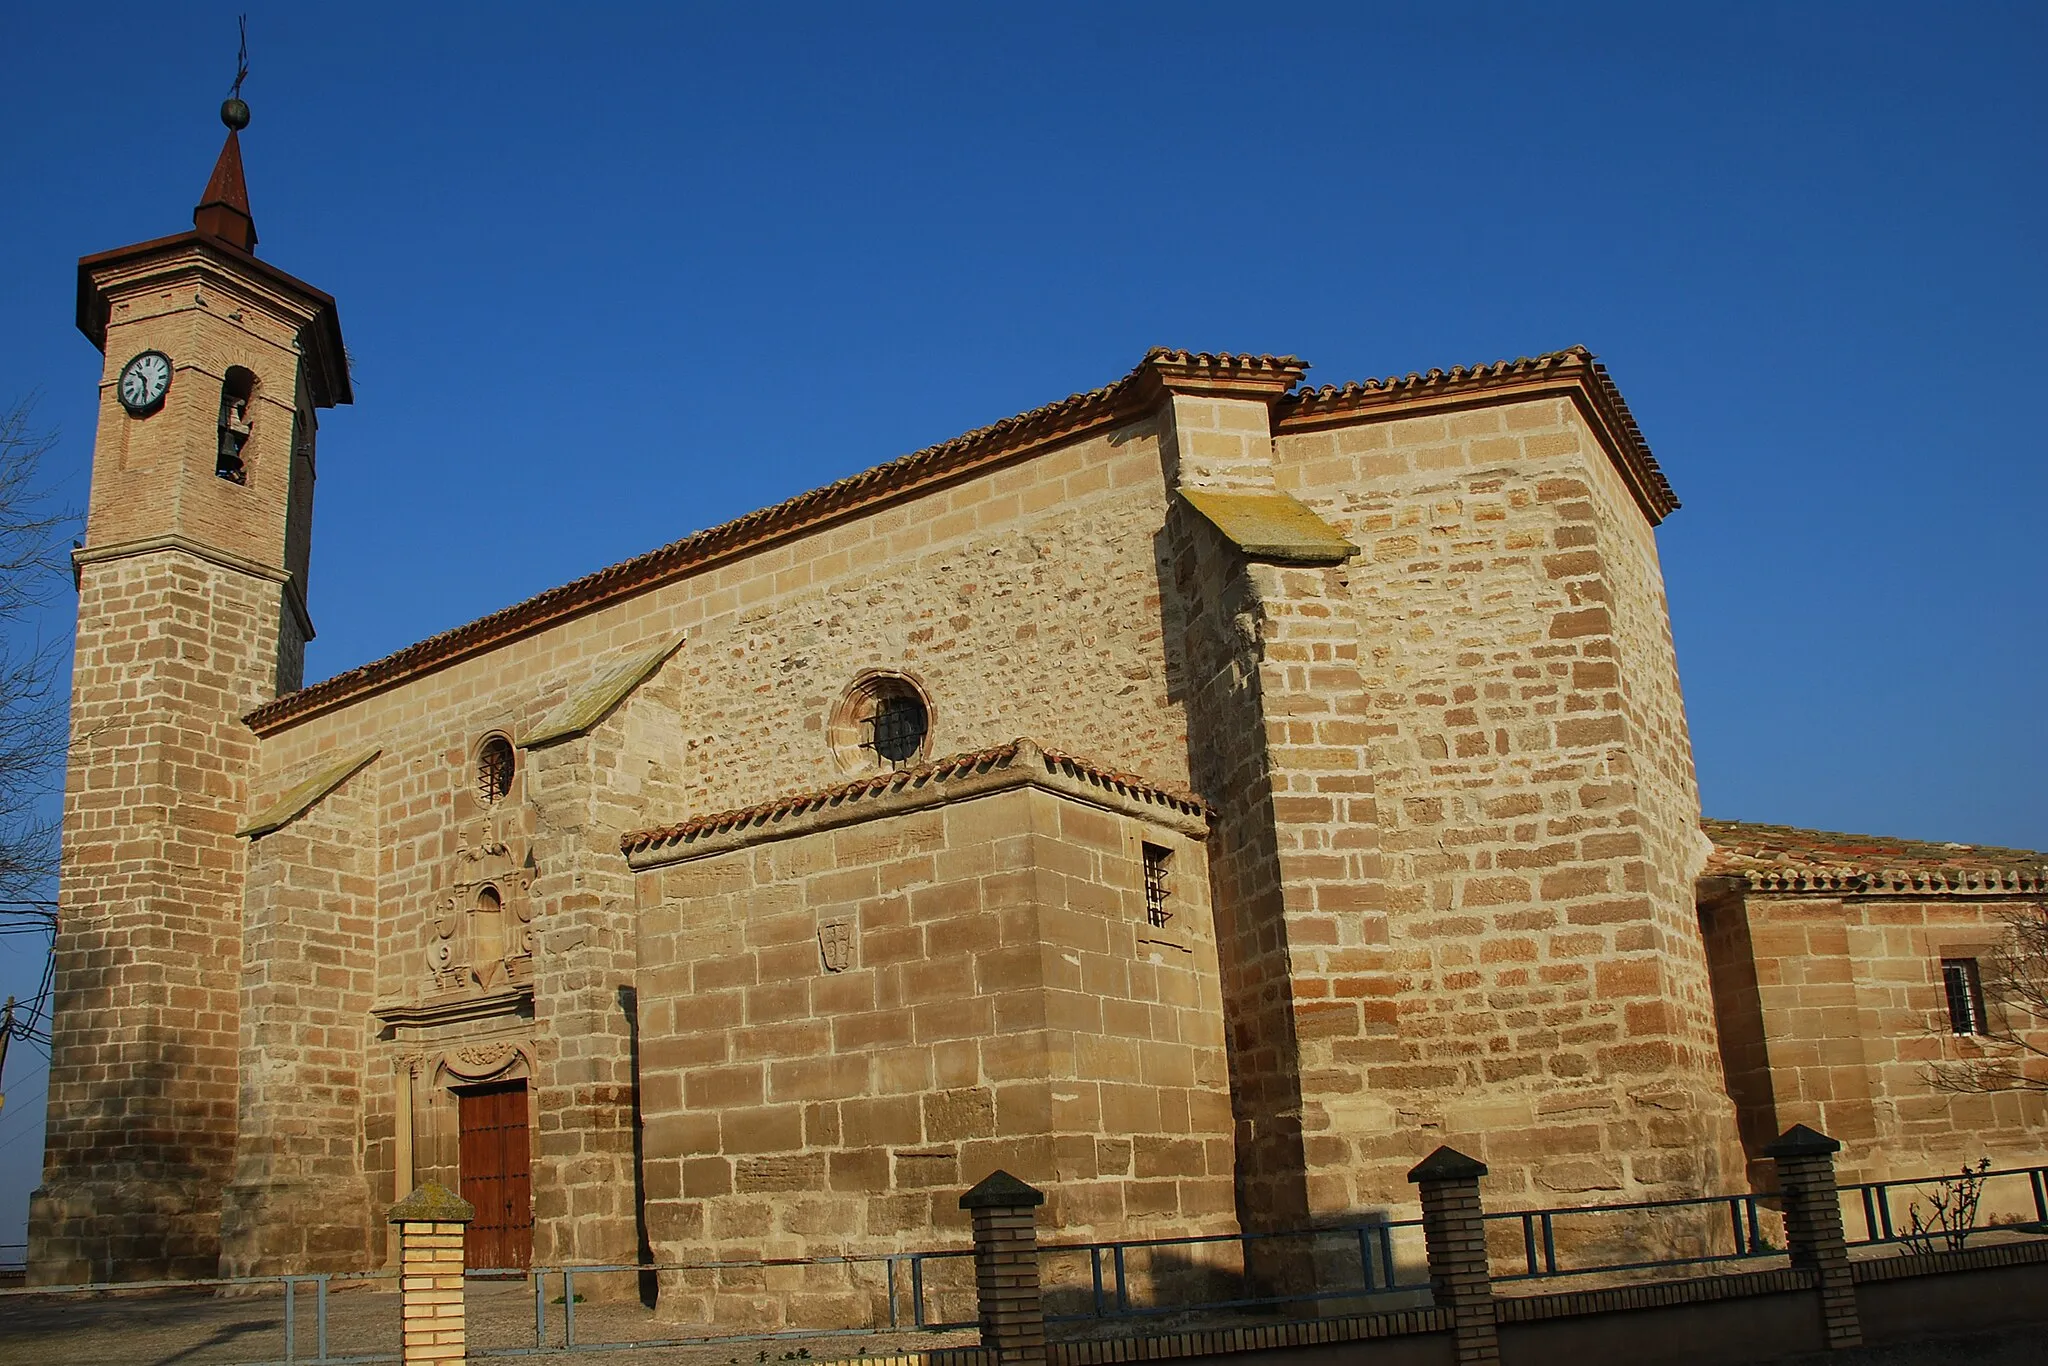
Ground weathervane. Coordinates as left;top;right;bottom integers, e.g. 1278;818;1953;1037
222;14;251;130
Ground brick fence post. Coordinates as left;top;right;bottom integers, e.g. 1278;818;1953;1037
960;1170;1047;1366
389;1182;474;1366
1765;1124;1862;1350
1408;1146;1499;1366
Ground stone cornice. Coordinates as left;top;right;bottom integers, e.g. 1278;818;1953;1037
371;983;535;1032
1274;346;1679;526
624;738;1210;869
1703;816;2048;897
1733;867;2048;898
77;229;351;409
74;532;315;644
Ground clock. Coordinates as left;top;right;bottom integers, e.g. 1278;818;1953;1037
117;350;173;414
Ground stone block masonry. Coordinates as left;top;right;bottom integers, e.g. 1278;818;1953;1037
48;84;2026;1306
31;550;288;1282
1269;389;1744;1215
43;322;1945;1297
1699;856;2048;1192
220;752;382;1275
629;741;1235;1328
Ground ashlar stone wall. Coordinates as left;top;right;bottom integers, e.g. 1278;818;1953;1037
1270;394;1745;1213
236;413;1195;1274
220;755;381;1275
630;745;1233;1328
32;550;285;1283
1701;879;2048;1196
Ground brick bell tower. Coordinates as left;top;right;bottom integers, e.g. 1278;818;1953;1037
28;92;349;1284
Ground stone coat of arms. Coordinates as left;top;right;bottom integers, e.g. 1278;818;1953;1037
818;919;854;973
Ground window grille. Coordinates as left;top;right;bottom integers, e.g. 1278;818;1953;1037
477;736;515;806
866;695;928;766
1143;843;1172;929
1942;958;1987;1036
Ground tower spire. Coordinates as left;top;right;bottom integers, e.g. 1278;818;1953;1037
194;17;257;253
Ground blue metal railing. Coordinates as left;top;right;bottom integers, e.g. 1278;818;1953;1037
5;1159;2045;1361
1843;1163;2048;1249
0;1268;399;1364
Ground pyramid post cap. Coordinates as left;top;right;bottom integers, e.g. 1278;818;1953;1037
388;1180;475;1224
1407;1145;1489;1184
1763;1124;1842;1159
960;1169;1046;1210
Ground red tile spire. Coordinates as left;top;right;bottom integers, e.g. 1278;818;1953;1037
194;98;258;253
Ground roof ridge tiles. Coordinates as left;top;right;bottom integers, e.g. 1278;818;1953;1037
246;342;1671;734
620;738;1209;858
245;357;1169;732
1275;344;1677;523
1703;816;2048;892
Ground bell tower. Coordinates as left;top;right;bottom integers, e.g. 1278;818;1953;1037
28;93;350;1284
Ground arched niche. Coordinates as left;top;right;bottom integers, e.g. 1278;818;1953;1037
217;365;258;484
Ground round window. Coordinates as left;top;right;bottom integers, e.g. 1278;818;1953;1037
829;673;934;773
477;735;515;805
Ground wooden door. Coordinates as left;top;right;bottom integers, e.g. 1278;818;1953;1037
458;1081;532;1270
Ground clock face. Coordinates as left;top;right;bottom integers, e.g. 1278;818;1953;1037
117;350;173;414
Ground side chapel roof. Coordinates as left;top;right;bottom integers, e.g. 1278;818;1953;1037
1702;817;2048;895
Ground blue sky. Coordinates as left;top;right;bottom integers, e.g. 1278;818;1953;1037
0;3;2042;1249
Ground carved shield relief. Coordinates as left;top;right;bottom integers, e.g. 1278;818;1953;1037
818;918;854;973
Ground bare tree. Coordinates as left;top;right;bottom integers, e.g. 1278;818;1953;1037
1929;903;2048;1094
0;394;74;1075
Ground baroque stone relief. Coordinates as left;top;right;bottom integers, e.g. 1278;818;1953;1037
425;806;539;996
434;1039;532;1085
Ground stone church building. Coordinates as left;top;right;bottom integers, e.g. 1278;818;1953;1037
28;108;2046;1289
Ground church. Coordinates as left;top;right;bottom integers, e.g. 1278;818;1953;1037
28;101;2046;1295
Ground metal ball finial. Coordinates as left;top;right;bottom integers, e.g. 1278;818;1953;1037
222;98;251;131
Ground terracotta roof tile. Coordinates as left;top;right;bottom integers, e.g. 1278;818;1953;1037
620;738;1208;859
1275;345;1677;524
246;343;1669;733
1702;817;2048;895
244;359;1175;733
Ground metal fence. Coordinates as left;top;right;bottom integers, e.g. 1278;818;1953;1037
0;1269;399;1365
479;1254;961;1356
5;1160;2046;1364
1844;1163;2048;1249
1033;1219;1433;1327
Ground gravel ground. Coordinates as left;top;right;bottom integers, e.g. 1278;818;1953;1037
0;1278;979;1366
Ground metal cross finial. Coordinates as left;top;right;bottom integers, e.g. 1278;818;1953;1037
231;14;249;100
222;15;252;130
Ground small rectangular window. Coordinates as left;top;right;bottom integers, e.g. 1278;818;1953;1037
1942;958;1987;1035
1142;843;1172;929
